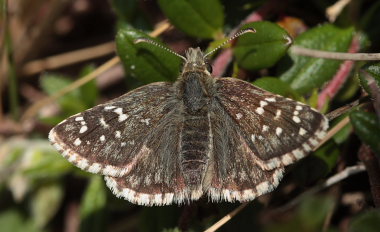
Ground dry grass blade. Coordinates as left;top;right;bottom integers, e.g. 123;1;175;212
21;41;115;76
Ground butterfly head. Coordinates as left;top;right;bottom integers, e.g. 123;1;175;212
182;47;210;74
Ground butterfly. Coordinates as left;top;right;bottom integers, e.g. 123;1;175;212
49;29;328;206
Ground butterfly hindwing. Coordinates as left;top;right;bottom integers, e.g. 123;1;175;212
49;82;178;177
206;99;284;202
214;78;328;170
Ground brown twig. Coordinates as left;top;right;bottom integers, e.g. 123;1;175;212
358;144;380;207
290;46;380;61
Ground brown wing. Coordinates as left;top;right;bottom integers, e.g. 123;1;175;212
205;99;284;202
49;82;179;177
213;78;328;171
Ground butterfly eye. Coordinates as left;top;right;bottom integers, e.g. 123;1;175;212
206;63;213;73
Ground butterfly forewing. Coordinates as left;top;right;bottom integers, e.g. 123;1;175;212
49;82;178;177
215;78;328;170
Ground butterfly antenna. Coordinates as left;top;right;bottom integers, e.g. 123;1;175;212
203;28;256;58
134;38;187;61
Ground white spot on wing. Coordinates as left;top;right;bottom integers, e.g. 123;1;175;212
299;127;307;135
256;107;264;115
262;125;269;132
99;117;109;128
260;100;268;107
74;138;81;146
118;114;128;122
265;97;276;102
292;115;301;123
115;131;121;138
75;117;83;121
296;105;303;110
140;118;151;125
79;125;88;133
104;105;116;110
100;135;105;142
276;127;283;136
251;134;255;143
275;109;281;119
236;113;243;120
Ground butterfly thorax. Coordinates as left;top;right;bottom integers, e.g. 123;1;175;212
176;48;215;191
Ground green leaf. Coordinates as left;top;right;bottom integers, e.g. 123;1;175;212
234;21;292;70
31;183;63;228
280;24;354;94
80;175;107;232
350;110;380;156
158;0;224;39
253;77;301;100
116;27;182;84
349;209;380;232
358;62;380;96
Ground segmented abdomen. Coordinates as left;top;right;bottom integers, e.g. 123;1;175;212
180;112;210;186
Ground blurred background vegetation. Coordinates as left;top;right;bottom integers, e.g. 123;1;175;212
1;0;380;231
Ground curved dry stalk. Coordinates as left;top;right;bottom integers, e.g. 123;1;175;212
204;202;249;232
291;46;380;61
21;21;172;122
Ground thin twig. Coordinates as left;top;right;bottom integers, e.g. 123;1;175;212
204;202;249;232
291;46;380;61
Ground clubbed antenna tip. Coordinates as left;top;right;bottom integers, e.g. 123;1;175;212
203;27;256;58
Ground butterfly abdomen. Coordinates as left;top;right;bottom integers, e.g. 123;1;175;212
180;112;210;187
179;71;212;188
